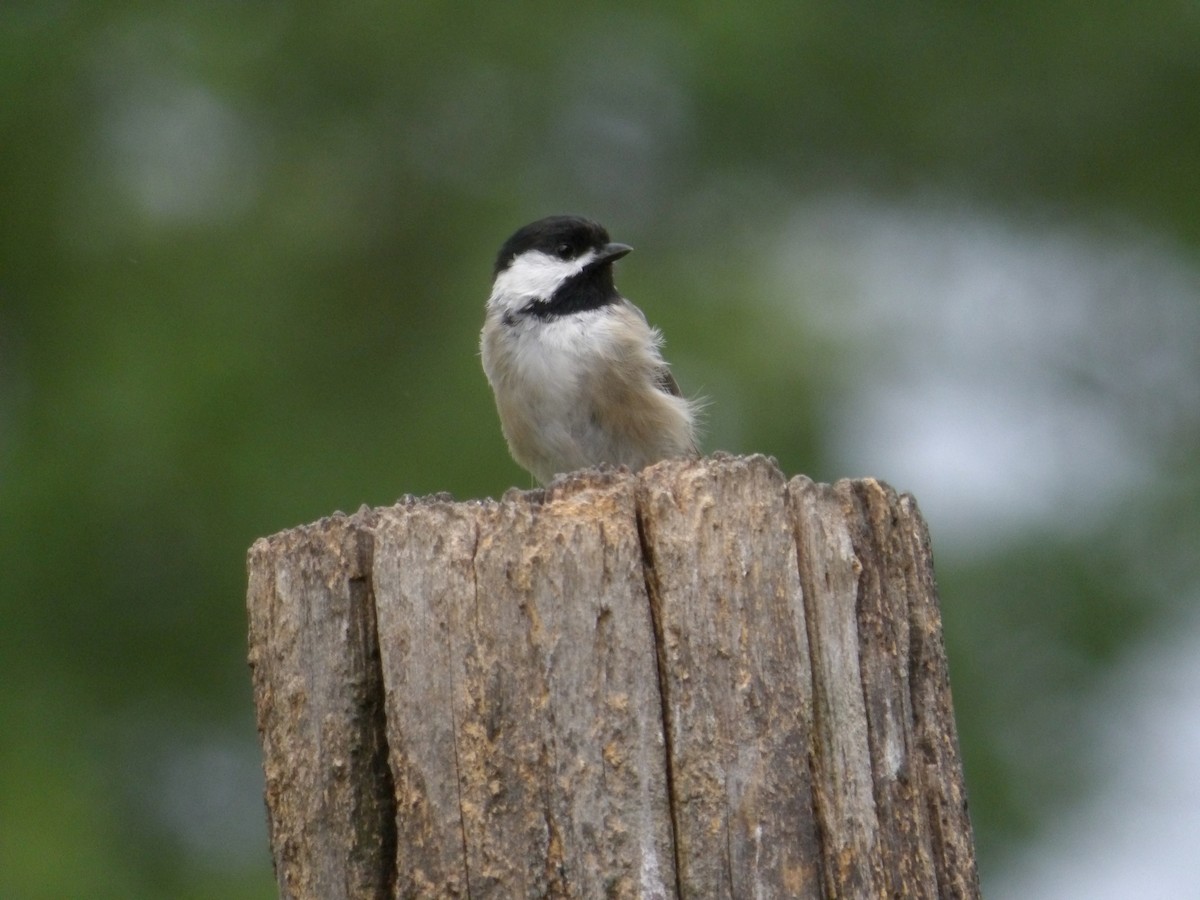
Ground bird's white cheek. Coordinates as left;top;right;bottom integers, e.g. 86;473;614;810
489;251;594;311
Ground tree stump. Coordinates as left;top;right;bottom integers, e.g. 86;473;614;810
246;454;979;899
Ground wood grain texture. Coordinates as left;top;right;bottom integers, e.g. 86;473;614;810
788;476;884;898
247;455;980;899
897;492;981;900
637;456;822;898
372;478;675;898
246;508;394;900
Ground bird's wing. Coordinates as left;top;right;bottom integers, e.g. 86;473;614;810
619;298;685;398
655;365;684;398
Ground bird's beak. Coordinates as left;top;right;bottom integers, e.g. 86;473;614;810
596;242;633;265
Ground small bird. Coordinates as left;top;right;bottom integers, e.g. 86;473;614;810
481;215;699;485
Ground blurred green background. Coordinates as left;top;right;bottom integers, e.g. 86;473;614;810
3;3;1199;897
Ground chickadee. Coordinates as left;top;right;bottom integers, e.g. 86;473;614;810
481;215;699;485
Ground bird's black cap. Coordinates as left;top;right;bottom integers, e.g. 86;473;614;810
494;215;620;277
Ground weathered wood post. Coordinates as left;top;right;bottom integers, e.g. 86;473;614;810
247;454;979;899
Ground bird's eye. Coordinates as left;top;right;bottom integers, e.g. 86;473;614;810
554;243;573;260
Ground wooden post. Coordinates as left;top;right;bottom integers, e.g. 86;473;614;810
247;454;979;899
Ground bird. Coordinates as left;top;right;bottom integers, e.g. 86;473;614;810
480;214;699;485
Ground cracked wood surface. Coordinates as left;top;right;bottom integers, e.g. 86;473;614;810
247;454;980;899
